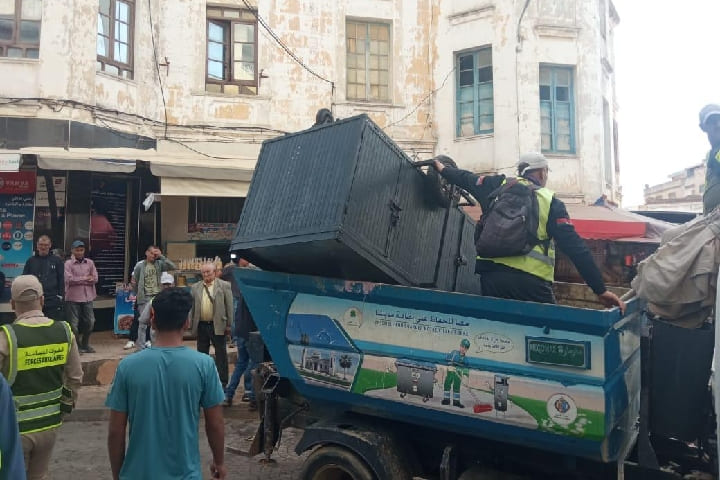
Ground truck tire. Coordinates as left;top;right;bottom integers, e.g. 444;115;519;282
300;445;376;480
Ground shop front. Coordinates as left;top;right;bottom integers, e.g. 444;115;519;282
0;150;160;316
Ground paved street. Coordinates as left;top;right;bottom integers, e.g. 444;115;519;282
50;403;308;479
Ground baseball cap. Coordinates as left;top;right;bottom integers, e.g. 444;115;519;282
699;104;720;131
160;272;175;285
11;275;43;302
71;240;85;248
518;152;549;175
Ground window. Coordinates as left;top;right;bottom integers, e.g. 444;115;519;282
456;48;494;137
0;0;41;58
97;0;134;78
188;197;245;224
206;7;257;95
540;66;575;154
346;21;390;101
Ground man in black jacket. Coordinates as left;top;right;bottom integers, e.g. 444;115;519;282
434;153;624;312
23;235;65;319
221;258;259;410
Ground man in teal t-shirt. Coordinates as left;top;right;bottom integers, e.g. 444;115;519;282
106;288;226;480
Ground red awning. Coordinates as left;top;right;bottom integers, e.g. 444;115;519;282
461;204;673;243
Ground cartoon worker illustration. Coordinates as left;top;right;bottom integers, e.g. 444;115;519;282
442;338;470;408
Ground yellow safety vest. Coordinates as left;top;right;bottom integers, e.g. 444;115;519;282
1;320;73;434
477;179;556;282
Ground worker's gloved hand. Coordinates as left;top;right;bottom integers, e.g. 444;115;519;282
433;159;445;172
597;290;626;314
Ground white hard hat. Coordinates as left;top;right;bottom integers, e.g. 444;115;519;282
518;152;549;176
160;272;175;285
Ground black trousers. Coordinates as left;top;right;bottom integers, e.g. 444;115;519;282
43;303;64;322
197;321;228;386
479;269;556;304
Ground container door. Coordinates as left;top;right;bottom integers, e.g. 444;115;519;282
386;161;446;285
343;123;402;260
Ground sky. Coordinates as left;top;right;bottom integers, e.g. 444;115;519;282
613;0;720;207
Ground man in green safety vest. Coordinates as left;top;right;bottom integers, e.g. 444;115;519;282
0;275;83;480
433;153;624;312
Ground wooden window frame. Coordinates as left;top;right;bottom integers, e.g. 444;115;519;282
206;5;258;94
96;0;134;79
0;0;42;58
346;20;391;102
540;65;576;154
455;47;494;137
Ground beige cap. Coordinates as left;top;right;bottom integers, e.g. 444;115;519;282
11;275;43;302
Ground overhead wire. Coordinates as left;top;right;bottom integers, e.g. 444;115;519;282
240;0;335;93
384;66;455;131
147;0;168;139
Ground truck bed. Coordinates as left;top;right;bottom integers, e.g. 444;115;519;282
235;268;642;463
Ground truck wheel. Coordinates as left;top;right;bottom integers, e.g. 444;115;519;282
300;445;375;480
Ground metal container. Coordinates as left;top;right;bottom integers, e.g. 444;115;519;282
494;374;509;412
231;114;448;287
395;358;437;402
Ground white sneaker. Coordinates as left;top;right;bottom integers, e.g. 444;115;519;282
144;341;151;348
123;340;135;350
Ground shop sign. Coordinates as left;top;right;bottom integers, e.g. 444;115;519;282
0;154;20;172
0;171;36;278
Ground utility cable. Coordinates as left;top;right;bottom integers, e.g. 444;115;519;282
0;97;288;135
384;66;455;131
147;0;168;139
240;0;334;92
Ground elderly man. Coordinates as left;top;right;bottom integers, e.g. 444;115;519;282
190;263;233;387
0;275;83;480
434;152;624;311
23;235;64;321
699;104;720;214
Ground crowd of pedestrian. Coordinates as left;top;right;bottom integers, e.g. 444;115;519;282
0;236;258;479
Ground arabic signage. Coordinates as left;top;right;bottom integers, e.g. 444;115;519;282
286;293;608;441
0;171;36;278
526;338;590;369
187;223;235;241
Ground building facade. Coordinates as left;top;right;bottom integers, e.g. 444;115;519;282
0;0;619;304
640;163;705;213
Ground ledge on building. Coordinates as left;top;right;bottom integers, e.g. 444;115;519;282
534;24;580;39
448;4;495;26
333;100;406;111
453;133;494;143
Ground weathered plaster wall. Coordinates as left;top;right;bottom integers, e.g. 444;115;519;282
433;0;619;203
0;0;618;203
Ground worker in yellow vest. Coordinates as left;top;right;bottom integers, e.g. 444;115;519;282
0;275;83;480
433;152;624;312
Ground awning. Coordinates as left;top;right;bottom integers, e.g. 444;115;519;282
462;204;673;243
160;177;249;197
28;147;142;173
146;156;254;182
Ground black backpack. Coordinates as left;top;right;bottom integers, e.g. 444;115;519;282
474;178;543;258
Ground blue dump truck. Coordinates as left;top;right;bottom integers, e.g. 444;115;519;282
232;267;717;480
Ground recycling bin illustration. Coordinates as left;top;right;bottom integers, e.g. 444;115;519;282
395;359;437;402
494;375;509;412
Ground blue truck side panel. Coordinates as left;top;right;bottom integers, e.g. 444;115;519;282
236;269;641;463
